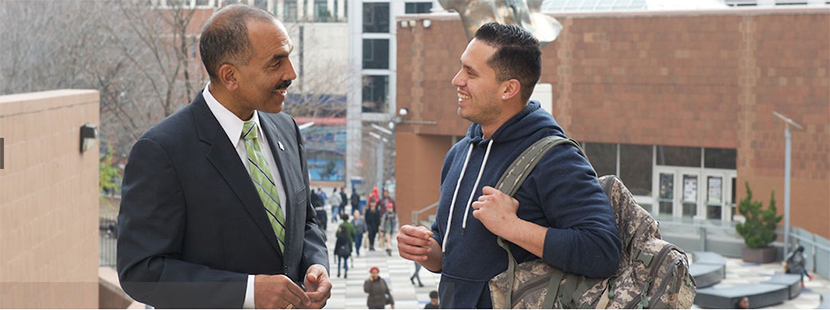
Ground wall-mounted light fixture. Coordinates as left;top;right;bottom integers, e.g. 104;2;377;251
408;20;416;28
423;19;431;28
400;20;409;28
80;123;98;153
392;107;437;125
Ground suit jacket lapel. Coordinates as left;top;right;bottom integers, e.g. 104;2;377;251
258;115;296;257
192;94;283;256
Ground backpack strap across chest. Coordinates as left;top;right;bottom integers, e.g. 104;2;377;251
492;135;586;309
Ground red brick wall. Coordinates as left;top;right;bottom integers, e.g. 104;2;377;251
395;9;830;238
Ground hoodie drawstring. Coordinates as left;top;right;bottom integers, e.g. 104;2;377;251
461;139;493;234
441;139;494;253
442;144;474;253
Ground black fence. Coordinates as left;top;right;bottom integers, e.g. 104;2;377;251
99;213;118;267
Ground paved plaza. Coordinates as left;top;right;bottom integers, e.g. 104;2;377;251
322;214;830;309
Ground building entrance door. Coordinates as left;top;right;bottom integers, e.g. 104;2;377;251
654;167;736;221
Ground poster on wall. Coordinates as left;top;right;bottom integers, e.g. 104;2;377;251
708;177;722;205
683;175;697;203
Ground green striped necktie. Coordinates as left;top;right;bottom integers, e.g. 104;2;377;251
242;120;285;254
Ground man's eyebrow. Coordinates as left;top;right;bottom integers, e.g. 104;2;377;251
269;53;289;64
463;64;476;74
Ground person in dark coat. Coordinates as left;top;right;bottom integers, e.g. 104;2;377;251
334;225;352;278
364;266;394;309
340;186;349;214
365;198;381;251
351;188;361;215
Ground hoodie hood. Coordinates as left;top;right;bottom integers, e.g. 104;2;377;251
465;100;562;144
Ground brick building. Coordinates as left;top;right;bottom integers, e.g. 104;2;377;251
393;8;830;239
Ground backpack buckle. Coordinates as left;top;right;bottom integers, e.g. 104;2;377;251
634;248;654;267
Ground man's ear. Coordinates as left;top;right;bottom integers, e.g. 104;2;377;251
500;79;521;101
217;64;238;91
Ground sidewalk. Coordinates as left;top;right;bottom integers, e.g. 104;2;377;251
322;213;829;309
324;218;439;309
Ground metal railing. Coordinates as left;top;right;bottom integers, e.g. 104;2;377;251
411;201;439;226
99;213;118;267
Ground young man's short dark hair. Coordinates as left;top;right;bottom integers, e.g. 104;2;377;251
473;22;542;103
429;291;438;299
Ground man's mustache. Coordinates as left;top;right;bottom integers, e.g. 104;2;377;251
276;80;292;90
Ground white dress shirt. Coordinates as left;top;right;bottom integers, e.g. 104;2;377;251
203;84;287;309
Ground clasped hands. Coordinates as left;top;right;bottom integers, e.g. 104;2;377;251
254;264;331;309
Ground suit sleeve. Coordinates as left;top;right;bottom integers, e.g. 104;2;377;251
293;120;330;274
117;138;247;308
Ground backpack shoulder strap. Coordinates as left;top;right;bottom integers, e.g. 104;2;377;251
492;135;585;309
494;136;584;196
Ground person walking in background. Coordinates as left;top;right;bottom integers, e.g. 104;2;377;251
410;261;424;287
317;188;327;207
340;186;349;214
379;189;395;216
380;202;397;256
352;210;367;257
424;290;439;309
784;245;813;288
334;225;352;278
365;198;381;251
117;5;331;308
351;188;361;215
329;187;342;223
364;266;394;309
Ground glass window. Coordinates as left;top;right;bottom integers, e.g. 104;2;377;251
405;2;433;13
656;146;701;167
620;144;652;196
284;0;298;22
704;148;737;169
253;0;268;9
362;75;389;113
363;3;389;33
682;174;698;217
583;142;616;177
658;173;674;215
314;0;331;21
362;39;389;69
195;0;211;6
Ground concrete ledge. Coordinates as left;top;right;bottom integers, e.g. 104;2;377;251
764;273;802;299
690;252;727;288
695;284;789;309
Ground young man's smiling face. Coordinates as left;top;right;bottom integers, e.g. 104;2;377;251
451;38;505;127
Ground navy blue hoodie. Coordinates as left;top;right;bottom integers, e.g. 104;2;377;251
430;101;621;308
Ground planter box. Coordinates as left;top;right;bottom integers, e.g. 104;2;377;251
741;247;777;264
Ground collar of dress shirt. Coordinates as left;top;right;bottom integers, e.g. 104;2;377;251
203;82;262;147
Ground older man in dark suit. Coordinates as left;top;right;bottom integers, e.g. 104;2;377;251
117;4;330;309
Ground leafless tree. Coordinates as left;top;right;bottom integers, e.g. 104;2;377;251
0;0;350;158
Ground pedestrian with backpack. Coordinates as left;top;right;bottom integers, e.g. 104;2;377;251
395;22;621;308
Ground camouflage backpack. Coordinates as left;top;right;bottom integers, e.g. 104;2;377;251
488;136;696;309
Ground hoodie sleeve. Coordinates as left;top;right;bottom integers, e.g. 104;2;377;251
525;143;621;278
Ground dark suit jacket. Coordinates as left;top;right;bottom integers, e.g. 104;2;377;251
117;92;329;308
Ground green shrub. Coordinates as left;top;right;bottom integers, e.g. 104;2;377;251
735;182;782;249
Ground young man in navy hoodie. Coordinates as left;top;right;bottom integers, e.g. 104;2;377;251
396;22;621;308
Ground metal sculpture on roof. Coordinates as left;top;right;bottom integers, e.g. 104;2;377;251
439;0;563;46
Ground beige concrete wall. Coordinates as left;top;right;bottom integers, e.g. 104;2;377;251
0;90;100;308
